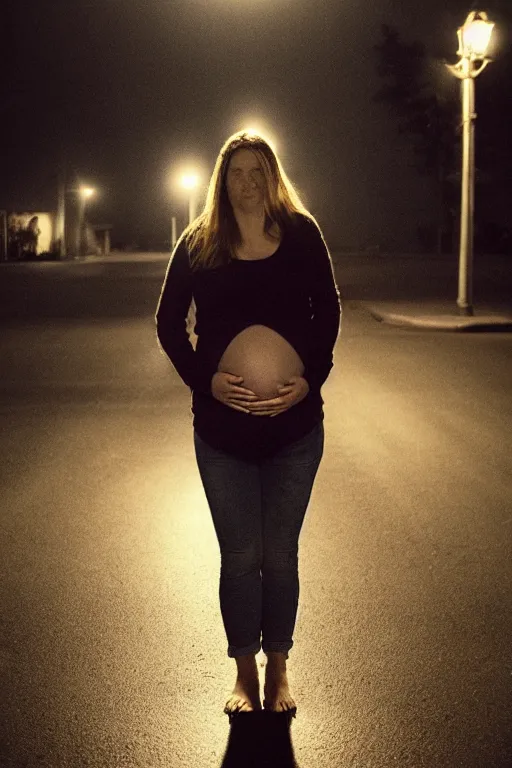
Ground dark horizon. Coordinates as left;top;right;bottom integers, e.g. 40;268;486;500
2;0;511;250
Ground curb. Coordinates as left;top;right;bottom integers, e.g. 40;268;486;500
368;307;512;332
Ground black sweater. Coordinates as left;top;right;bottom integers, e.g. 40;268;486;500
155;212;342;461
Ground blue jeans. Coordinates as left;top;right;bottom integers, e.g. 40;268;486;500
193;421;324;658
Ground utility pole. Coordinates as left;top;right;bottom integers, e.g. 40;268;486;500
56;165;66;259
76;194;85;258
171;216;177;249
188;192;197;225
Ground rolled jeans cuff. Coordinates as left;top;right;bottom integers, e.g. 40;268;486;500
261;641;293;659
227;639;261;658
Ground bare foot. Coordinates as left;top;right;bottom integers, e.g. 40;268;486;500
264;657;297;714
224;675;262;714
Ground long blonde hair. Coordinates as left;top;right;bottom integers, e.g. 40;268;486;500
183;131;315;271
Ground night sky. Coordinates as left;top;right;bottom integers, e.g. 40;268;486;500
3;0;510;250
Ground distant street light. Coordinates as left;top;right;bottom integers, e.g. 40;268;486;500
446;11;495;316
76;186;96;258
168;168;201;250
180;173;200;225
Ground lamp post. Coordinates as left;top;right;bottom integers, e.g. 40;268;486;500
175;171;200;335
171;216;177;250
56;165;66;259
446;11;495;316
180;173;200;225
76;186;95;258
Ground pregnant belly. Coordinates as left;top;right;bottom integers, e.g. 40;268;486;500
217;325;305;400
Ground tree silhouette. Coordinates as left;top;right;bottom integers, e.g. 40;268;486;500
374;8;512;255
373;24;460;254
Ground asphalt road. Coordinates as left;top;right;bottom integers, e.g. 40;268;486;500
0;254;511;767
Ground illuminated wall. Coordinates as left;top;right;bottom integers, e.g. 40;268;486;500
7;212;55;254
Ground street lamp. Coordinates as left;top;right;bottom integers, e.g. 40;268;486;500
76;186;95;258
446;11;495;316
180;173;200;225
168;167;202;250
178;171;201;337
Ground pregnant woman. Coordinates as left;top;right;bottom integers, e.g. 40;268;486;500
155;130;341;722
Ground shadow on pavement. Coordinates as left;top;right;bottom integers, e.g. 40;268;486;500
220;711;298;768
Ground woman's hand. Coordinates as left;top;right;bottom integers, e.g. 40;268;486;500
246;376;310;418
211;372;259;414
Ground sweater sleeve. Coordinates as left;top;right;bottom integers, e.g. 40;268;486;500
155;238;213;395
300;217;342;394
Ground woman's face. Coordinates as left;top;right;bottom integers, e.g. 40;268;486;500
225;148;266;213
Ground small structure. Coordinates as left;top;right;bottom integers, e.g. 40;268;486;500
91;225;112;257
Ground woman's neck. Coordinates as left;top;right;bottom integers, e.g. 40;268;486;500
233;209;267;246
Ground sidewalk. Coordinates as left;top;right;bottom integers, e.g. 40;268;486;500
0;252;171;266
365;300;512;331
80;251;170;263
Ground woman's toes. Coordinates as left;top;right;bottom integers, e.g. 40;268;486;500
263;686;296;713
224;695;241;714
224;693;260;714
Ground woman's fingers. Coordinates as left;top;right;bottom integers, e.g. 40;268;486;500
230;386;259;400
251;408;287;416
248;398;286;411
230;392;259;402
223;381;297;415
227;400;280;415
227;402;251;414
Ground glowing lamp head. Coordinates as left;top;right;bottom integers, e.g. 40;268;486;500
80;186;95;199
181;173;200;190
460;12;495;59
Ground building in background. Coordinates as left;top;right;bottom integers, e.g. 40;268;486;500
2;211;112;261
6;212;55;260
